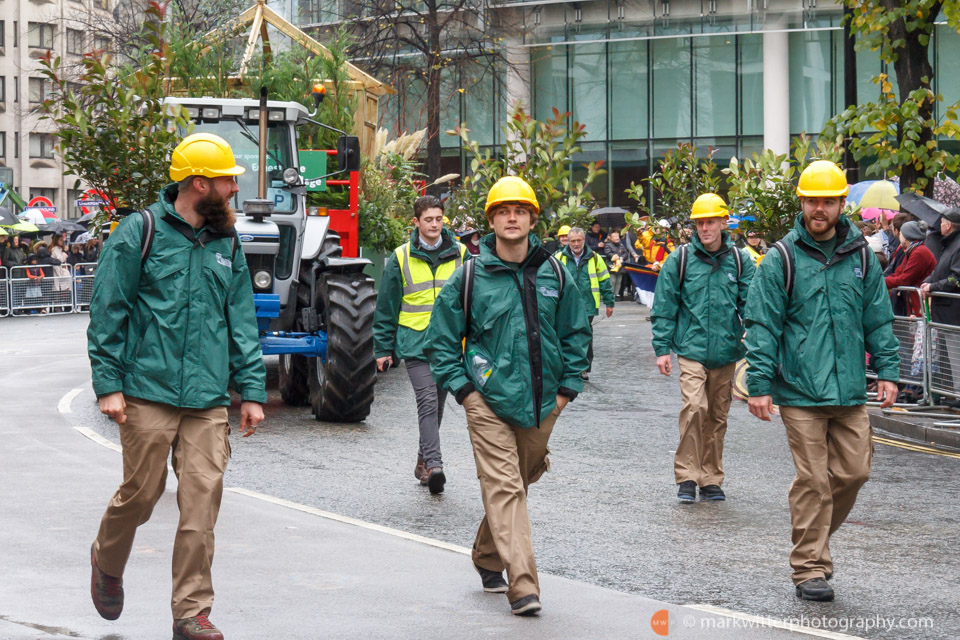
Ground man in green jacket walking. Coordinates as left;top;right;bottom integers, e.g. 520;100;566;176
651;193;755;504
555;226;615;379
425;176;590;616
374;195;467;494
87;133;266;640
745;160;899;602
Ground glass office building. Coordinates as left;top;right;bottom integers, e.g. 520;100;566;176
301;0;960;207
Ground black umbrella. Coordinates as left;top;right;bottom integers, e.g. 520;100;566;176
895;192;949;226
42;220;88;235
76;211;99;227
589;206;630;228
0;205;20;226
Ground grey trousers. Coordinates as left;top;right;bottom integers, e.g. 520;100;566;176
405;359;447;469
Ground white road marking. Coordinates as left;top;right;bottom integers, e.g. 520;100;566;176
686;604;865;639
73;427;122;453
57;388;84;414
225;487;471;556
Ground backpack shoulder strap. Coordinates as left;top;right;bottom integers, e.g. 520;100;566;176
547;254;566;290
772;240;794;299
677;244;688;288
732;246;743;280
140;209;155;268
461;258;476;331
859;244;868;278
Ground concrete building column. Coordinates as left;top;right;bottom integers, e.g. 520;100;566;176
762;29;790;156
504;37;531;114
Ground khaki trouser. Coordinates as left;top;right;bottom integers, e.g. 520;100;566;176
675;357;736;486
92;396;231;619
780;405;872;584
464;392;557;602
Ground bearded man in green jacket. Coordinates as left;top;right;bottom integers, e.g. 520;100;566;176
745;160;899;603
651;193;755;504
425;176;590;617
87;133;266;640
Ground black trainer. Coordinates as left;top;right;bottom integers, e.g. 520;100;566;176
510;594;542;616
699;485;726;501
427;467;446;494
677;481;697;504
795;578;835;601
474;563;509;593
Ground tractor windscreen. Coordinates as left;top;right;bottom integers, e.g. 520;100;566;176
190;120;296;214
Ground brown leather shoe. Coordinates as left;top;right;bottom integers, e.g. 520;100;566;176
415;457;428;485
173;610;224;640
90;543;123;620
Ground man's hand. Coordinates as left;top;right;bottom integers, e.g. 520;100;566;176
556;394;569;413
877;380;898;408
376;356;393;372
99;392;127;425
239;401;264;437
748;395;774;421
656;355;672;376
920;282;931;299
605;306;614;318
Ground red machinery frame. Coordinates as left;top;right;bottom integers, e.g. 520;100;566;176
314;149;360;258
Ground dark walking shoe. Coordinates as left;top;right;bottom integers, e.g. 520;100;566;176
677;481;697;504
415;457;427;485
173;610;224;640
90;544;123;620
699;485;726;501
580;372;590;381
510;594;542;616
795;578;835;602
474;563;509;593
427;467;446;494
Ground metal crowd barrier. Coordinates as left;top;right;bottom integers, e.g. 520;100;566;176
8;264;75;316
926;291;960;402
0;266;8;317
73;262;98;312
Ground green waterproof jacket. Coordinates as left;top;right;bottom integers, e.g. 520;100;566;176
744;215;899;406
555;244;615;316
87;184;267;409
651;232;755;369
424;233;591;429
373;228;468;362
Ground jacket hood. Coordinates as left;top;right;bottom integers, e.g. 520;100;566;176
690;230;733;255
409;226;458;251
793;213;863;250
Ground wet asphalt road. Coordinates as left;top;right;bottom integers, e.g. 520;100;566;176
52;304;960;640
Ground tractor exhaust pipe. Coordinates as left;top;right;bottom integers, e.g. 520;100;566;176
258;86;268;200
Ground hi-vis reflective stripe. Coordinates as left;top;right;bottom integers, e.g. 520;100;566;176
396;242;466;329
557;252;608;308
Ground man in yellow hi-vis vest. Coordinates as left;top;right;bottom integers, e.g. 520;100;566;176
374;195;468;494
556;227;615;380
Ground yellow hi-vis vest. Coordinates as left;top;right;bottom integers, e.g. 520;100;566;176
395;241;467;330
556;251;609;309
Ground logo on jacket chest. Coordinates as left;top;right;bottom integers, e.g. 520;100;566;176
215;252;232;269
853;266;863;279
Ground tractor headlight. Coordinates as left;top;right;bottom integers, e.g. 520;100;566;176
253;270;273;290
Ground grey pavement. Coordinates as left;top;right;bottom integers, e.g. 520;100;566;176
3;308;957;639
3;313;812;640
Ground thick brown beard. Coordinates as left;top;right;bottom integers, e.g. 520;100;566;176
195;189;237;232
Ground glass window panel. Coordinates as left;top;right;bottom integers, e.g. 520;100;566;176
400;76;427;135
378;92;400;138
652;38;692;138
571;143;608;208
609;142;649;208
789;30;833;134
937;26;960;124
693;36;737;137
532;45;567;123
570;43;606;141
739;34;764;136
440;66;460;149
463;64;495;147
609;41;648;140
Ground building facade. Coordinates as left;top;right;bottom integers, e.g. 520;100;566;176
0;0;113;219
298;0;960;208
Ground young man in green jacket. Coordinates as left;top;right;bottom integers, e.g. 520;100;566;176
87;133;266;640
555;226;615;379
424;176;591;617
651;193;755;504
745;160;899;603
373;195;467;494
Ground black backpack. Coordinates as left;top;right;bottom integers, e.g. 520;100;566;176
771;238;869;298
138;208;238;268
460;253;566;329
676;243;743;289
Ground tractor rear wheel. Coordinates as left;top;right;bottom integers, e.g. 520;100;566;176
309;272;377;422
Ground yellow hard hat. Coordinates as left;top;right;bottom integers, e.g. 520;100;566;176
557;225;571;236
797;160;848;197
169;133;245;182
485;176;539;215
443;216;450;224
690;193;729;219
